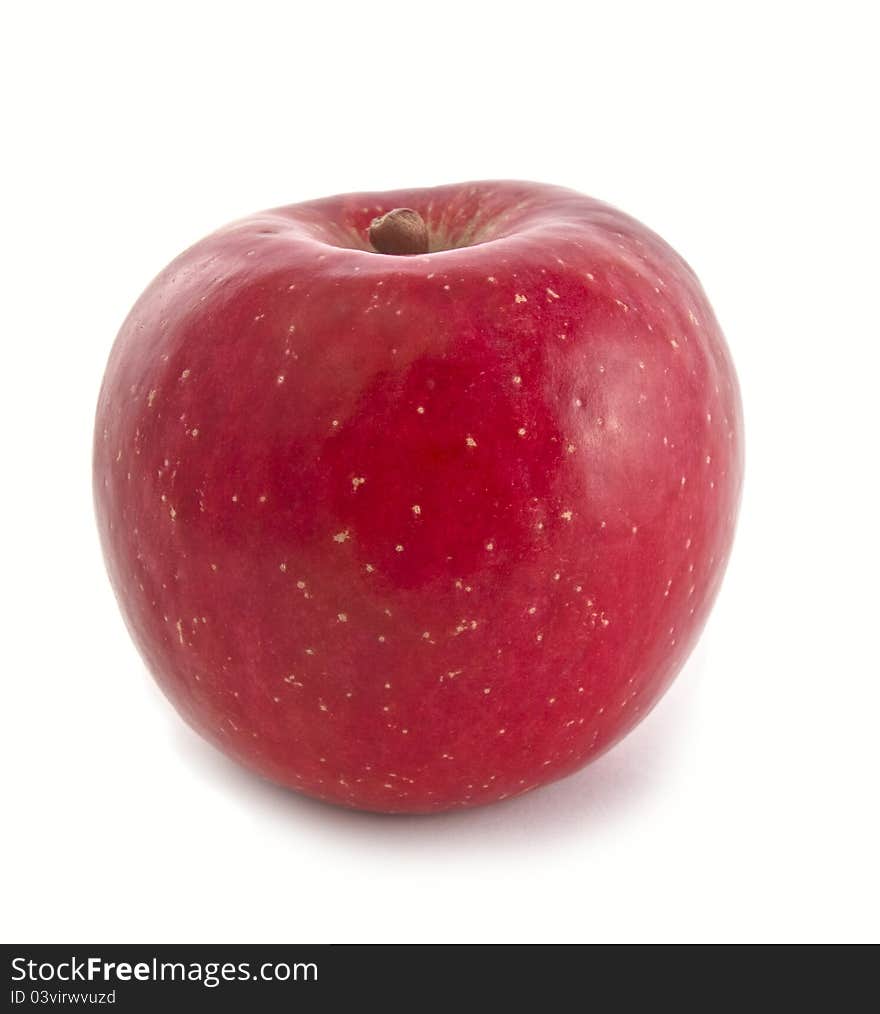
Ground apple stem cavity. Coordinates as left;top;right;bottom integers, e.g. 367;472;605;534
368;208;429;256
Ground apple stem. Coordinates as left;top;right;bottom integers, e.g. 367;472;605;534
368;208;429;255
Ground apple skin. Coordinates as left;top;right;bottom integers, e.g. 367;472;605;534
94;181;742;813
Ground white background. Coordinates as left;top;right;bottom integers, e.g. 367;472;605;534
2;1;878;944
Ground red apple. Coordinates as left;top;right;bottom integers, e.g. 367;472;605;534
94;181;743;813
